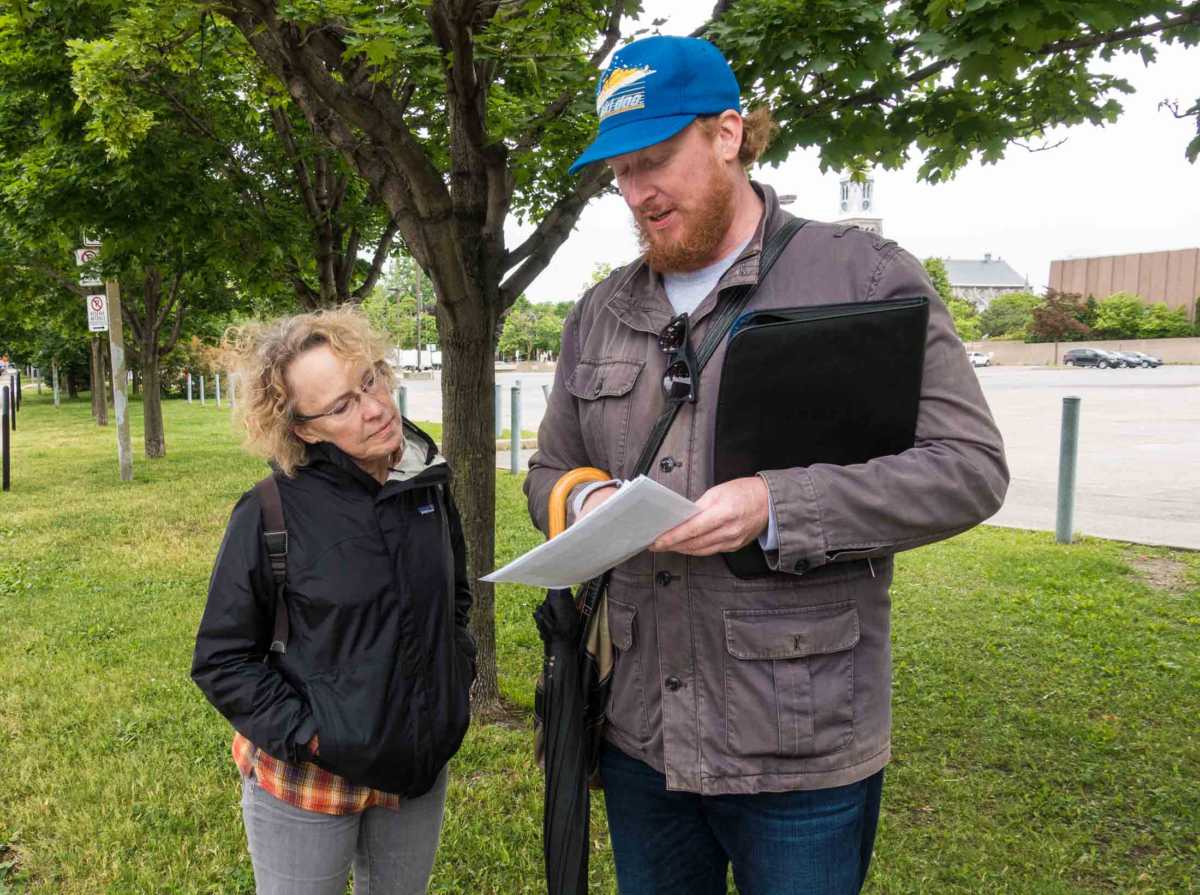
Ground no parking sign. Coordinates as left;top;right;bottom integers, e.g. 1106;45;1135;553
87;294;109;332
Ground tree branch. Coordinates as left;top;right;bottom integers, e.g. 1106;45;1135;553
499;164;613;308
509;0;624;154
350;215;401;302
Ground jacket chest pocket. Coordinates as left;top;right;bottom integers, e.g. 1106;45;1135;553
566;359;644;479
723;603;859;758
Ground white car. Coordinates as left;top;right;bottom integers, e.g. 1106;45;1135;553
967;351;993;368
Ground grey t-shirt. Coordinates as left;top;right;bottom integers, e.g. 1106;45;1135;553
662;236;752;315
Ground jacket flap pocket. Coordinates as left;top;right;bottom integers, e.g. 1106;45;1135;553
606;597;637;651
724;603;859;660
566;359;644;401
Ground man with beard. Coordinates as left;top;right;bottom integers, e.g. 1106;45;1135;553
525;35;1008;895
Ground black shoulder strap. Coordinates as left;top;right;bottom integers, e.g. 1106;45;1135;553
579;216;809;620
254;474;290;655
628;215;809;477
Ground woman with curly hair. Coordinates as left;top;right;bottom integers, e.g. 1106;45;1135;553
192;308;475;894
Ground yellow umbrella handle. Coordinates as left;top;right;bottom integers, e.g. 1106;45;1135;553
548;467;611;539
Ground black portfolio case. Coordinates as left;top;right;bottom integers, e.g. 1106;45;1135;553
713;296;930;578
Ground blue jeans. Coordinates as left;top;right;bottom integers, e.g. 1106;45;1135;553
599;746;883;895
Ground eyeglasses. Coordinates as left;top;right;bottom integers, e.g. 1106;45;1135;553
659;312;697;404
292;363;390;423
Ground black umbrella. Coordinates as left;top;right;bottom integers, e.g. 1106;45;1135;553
534;586;590;894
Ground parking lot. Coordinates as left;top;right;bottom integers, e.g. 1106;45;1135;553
976;364;1200;550
402;364;1200;550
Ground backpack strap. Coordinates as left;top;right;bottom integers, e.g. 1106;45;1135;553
254;474;290;655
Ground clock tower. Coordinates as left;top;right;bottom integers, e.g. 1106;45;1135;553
836;176;883;236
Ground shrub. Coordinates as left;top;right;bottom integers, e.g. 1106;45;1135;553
1093;293;1147;340
979;291;1042;339
1028;291;1091;343
1138;303;1194;339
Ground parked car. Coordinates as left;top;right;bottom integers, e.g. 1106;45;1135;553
1063;348;1118;368
1118;351;1163;368
967;351;993;367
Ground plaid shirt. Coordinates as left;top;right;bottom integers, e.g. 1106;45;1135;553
233;732;404;815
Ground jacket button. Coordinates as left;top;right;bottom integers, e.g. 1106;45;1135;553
794;559;810;572
656;571;674;586
665;676;682;692
659;457;679;472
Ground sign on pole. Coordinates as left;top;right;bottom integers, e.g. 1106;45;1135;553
74;247;99;266
86;294;109;332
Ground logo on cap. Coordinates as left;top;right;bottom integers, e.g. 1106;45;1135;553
596;65;656;122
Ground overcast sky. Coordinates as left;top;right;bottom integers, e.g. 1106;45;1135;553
514;4;1199;302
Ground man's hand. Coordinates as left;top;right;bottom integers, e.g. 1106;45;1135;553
307;734;320;758
578;484;620;519
651;476;770;556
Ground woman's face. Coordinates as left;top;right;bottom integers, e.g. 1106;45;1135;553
287;345;404;471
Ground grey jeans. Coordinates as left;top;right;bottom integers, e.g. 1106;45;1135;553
241;767;448;895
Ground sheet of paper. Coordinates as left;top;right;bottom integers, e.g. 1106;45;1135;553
482;475;700;589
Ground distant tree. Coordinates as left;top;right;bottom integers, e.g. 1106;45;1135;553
979;291;1043;339
1093;293;1148;339
1029;291;1092;342
362;256;439;350
923;257;981;341
1138;302;1195;338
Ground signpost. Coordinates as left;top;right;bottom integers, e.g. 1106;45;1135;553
105;278;133;481
75;238;132;481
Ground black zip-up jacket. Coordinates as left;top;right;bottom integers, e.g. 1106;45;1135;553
192;423;475;797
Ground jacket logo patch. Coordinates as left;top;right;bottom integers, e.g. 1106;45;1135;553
418;503;436;515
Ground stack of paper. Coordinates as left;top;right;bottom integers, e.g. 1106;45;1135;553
482;475;699;588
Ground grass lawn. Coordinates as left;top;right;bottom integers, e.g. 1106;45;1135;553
0;392;1197;894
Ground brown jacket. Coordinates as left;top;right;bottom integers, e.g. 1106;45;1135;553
525;183;1008;794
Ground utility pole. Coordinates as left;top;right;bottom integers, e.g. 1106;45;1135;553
414;260;423;373
105;277;133;481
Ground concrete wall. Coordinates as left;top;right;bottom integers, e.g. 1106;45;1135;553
1049;249;1199;322
964;336;1200;365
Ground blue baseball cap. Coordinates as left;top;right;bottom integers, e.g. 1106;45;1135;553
568;36;741;175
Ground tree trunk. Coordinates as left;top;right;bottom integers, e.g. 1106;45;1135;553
441;312;500;708
142;338;166;458
91;337;108;425
67;370;79;399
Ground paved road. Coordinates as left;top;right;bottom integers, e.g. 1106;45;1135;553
403;365;1200;550
975;364;1200;550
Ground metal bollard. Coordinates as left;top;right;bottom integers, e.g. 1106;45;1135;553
187;372;193;404
215;373;222;408
229;373;236;410
541;383;550;402
16;371;20;409
1055;396;1081;544
494;384;502;439
2;385;9;491
399;385;408;421
8;377;14;432
200;376;206;406
510;383;521;475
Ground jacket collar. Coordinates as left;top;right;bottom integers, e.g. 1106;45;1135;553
301;420;447;494
603;181;790;335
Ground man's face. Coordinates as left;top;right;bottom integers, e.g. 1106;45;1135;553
607;119;738;273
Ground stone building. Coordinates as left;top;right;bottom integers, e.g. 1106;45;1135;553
944;254;1029;309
